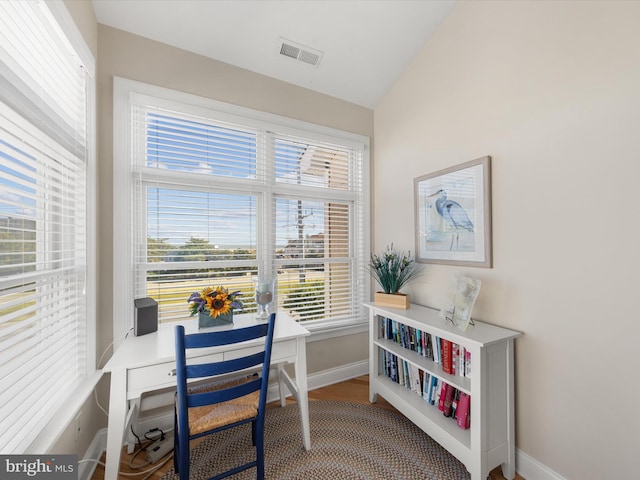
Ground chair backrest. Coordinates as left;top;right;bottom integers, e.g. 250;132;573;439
175;313;276;418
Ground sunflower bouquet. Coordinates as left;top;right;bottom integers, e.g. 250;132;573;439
187;286;243;318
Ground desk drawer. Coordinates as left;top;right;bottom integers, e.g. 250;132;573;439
128;352;224;392
271;339;297;362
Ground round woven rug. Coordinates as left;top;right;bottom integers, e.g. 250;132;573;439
161;400;470;480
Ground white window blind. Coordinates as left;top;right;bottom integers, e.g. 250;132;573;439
115;81;368;337
0;1;91;452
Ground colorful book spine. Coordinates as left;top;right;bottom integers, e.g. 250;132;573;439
441;339;453;374
442;384;454;417
456;392;471;429
429;376;439;405
422;371;431;401
451;389;460;418
458;346;465;377
451;343;459;375
438;381;448;411
390;354;398;382
465;350;472;377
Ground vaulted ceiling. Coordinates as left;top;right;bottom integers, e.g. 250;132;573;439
92;0;455;108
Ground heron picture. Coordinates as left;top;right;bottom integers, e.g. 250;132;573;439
414;156;492;267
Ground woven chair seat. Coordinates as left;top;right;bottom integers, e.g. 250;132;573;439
185;376;259;436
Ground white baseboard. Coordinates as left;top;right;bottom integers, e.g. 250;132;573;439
306;359;368;391
80;360;563;480
79;428;107;480
516;449;566;480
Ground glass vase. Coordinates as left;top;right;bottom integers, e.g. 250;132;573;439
253;278;275;319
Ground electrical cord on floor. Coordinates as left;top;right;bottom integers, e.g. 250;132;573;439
144;427;166;443
126;433;174;480
128;427;162;469
78;426;174;480
78;456;173;480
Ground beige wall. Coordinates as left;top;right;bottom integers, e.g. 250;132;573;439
64;0;98;58
374;1;640;479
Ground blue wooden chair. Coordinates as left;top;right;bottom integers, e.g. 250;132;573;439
174;313;276;480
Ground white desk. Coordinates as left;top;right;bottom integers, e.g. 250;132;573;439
102;313;310;480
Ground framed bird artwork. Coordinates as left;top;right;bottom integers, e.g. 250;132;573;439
414;156;492;267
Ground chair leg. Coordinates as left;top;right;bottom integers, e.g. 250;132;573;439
252;420;257;446
255;421;265;480
173;437;179;473
173;411;180;473
176;434;189;480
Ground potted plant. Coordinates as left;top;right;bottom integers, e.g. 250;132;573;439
188;285;243;328
369;244;421;309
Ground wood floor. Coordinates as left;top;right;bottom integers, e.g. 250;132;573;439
90;375;523;480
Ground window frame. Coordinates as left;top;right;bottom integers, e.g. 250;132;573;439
113;78;370;346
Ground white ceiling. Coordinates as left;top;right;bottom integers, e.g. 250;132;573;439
92;0;455;108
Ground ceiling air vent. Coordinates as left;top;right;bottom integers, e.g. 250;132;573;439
278;38;323;67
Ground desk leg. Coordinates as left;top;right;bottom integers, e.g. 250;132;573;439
294;336;311;450
276;364;287;407
104;368;127;480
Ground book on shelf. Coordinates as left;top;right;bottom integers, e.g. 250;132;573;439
433;336;440;364
458;346;465;377
385;351;391;379
450;388;460;418
390;353;398;382
465;349;471;377
409;326;416;352
441;339;453;374
403;359;411;388
425;333;433;359
398;357;405;386
410;364;421;395
429;376;439;405
451;343;459;375
422;371;431;401
456;392;471;429
438;381;447;411
442;383;455;417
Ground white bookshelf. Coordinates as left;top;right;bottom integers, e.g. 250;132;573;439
366;302;521;480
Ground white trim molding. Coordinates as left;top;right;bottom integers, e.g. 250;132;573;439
516;449;567;480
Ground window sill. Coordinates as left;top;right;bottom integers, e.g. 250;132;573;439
303;319;368;343
25;370;103;454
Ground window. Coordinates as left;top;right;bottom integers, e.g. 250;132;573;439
0;1;95;452
114;79;369;343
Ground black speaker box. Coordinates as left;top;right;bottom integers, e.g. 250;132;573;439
134;297;158;336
